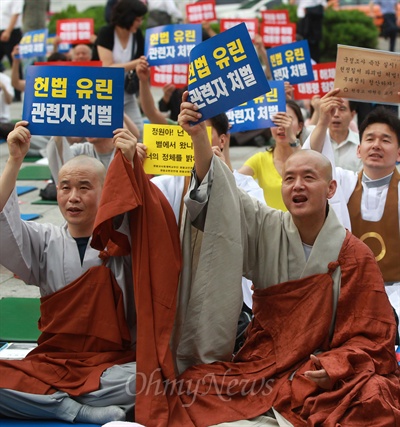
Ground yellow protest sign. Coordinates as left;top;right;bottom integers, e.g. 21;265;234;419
334;45;400;105
143;123;211;176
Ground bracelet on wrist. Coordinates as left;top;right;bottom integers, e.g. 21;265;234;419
289;138;300;147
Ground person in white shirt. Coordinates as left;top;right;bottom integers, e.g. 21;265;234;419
146;0;183;28
326;99;362;172
0;72;15;139
307;88;400;339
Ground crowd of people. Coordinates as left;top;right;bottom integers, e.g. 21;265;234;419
0;0;399;425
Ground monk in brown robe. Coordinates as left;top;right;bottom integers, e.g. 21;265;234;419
0;121;182;424
158;94;399;427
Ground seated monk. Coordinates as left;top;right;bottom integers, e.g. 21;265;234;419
0;121;182;424
163;94;399;427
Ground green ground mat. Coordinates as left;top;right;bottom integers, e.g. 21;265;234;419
23;156;43;163
0;298;40;342
17;165;52;181
31;199;58;205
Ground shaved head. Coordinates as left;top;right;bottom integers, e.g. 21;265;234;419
283;150;333;182
59;155;107;186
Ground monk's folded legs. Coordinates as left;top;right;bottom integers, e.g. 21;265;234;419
0;362;137;423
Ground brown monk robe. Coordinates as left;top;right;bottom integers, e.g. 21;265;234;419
91;150;195;426
176;231;400;426
0;148;188;427
0;261;134;396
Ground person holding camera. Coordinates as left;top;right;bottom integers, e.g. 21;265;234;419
93;0;147;137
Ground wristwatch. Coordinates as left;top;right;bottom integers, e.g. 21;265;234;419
289;138;301;147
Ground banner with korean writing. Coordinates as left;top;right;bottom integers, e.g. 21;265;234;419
56;18;94;44
227;81;286;132
19;29;48;59
145;24;202;66
267;39;313;84
150;64;188;88
261;10;289;25
261;23;296;48
220;19;259;41
188;23;270;123
143;124;212;176
334;45;400;105
293;62;336;99
22;66;124;137
186;0;216;23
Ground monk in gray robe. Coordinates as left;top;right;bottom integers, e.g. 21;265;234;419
165;94;400;427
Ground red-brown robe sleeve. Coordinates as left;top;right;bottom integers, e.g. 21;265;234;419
91;151;196;426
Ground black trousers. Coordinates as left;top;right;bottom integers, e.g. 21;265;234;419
381;13;398;52
298;4;324;63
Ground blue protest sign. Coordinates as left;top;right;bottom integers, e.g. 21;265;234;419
267;39;314;85
188;22;270;123
19;29;48;59
22;66;124;137
227;80;286;132
145;24;202;66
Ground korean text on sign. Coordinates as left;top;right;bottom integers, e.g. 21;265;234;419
334;45;400;105
188;22;270;123
261;23;296;47
19;29;48;59
22;66;124;137
186;0;216;24
261;10;289;25
56;18;94;44
150;64;188;88
145;24;202;66
267;39;314;85
227;80;286;132
293;62;336;99
143;124;212;176
220;19;259;41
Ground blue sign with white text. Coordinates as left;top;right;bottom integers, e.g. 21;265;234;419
267;39;314;85
22;66;124;137
19;29;48;59
145;24;202;66
227;80;286;132
188;23;270;123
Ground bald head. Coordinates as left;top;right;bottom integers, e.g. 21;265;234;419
59;155;106;186
283;150;333;182
71;44;92;62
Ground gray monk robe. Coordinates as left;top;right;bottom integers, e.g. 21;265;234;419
176;157;400;427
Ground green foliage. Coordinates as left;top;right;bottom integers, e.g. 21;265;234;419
320;8;379;62
276;5;379;62
48;5;107;35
